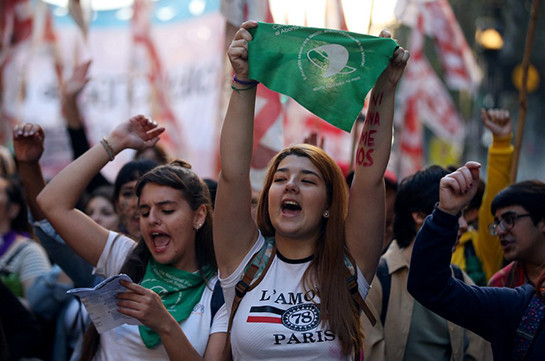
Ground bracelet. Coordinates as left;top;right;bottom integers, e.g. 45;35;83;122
100;137;115;161
231;82;259;94
233;74;258;85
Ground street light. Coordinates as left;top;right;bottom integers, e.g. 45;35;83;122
475;28;504;50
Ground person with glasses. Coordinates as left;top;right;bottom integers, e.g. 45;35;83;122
488;180;545;288
451;108;513;286
408;163;545;361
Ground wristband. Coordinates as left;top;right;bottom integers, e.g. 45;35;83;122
231;82;258;94
233;74;259;85
100;137;115;161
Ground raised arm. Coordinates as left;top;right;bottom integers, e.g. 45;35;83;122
477;108;513;280
345;33;410;282
407;162;522;340
214;21;260;277
62;60;111;191
37;115;164;266
13;124;47;221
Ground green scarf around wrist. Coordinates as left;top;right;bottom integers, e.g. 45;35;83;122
138;258;214;348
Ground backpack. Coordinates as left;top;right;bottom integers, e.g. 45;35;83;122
223;236;375;360
512;292;545;361
375;258;465;325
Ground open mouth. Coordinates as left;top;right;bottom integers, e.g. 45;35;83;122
281;200;302;215
151;232;171;252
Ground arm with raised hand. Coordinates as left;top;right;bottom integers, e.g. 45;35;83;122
62;60;111;191
13;123;101;287
408;162;509;339
13;124;47;221
345;33;410;282
62;60;91;130
37;115;164;266
477;108;514;281
214;20;260;277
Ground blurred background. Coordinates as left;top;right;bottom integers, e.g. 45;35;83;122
1;0;544;186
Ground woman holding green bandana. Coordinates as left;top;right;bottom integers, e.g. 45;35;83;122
38;115;227;361
216;21;409;361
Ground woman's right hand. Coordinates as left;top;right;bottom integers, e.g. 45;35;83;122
228;20;258;82
107;115;165;155
13;123;45;163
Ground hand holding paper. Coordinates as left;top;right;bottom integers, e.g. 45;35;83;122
67;274;142;334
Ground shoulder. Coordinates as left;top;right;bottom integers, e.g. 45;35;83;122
10;238;49;263
95;231;137;277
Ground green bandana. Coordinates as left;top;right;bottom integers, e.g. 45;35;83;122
248;22;398;132
138;258;213;348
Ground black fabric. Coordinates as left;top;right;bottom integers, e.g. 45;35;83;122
210;279;224;326
0;281;43;361
376;257;390;326
67;127;111;193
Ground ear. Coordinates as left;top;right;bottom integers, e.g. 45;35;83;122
7;203;20;221
411;211;427;229
193;204;207;229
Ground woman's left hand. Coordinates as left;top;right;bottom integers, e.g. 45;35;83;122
107;114;165;155
117;280;175;333
374;30;410;91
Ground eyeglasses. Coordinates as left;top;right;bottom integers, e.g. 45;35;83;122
488;213;531;236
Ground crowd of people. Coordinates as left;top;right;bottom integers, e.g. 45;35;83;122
1;20;544;361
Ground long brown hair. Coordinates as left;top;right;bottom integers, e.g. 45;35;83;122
80;160;215;360
256;144;363;356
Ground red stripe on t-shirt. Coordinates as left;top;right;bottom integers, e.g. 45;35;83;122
246;316;282;324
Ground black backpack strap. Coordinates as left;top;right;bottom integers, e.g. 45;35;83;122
376;257;390;326
210;280;225;327
0;240;31;272
512;294;545;361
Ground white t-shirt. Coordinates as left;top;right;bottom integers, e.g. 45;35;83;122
220;232;370;361
92;231;228;361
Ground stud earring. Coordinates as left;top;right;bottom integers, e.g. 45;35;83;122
323;210;329;218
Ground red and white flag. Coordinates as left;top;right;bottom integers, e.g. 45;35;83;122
395;0;482;92
395;14;464;178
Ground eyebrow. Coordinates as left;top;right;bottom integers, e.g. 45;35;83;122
275;167;321;179
138;200;177;208
499;211;517;219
